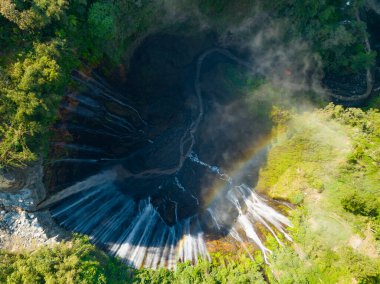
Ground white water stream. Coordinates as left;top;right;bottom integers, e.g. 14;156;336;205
41;48;292;268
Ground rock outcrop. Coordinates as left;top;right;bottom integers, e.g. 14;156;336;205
0;160;46;211
0;161;67;251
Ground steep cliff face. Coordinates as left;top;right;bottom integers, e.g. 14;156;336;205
0;160;45;211
0;161;67;251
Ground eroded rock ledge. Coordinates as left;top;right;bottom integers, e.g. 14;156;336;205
0;161;67;252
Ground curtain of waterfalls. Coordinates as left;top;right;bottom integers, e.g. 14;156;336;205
40;35;292;268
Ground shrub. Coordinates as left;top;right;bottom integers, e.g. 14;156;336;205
0;237;129;283
341;192;379;217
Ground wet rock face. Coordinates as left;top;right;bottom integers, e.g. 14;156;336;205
38;33;292;268
46;33;273;225
47;33;222;222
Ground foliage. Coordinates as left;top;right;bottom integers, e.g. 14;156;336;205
88;2;117;42
0;1;379;282
194;0;376;73
258;104;380;283
0;0;160;167
133;254;266;284
0;0;376;167
195;0;255;30
0;236;129;284
0;41;71;167
341;191;380;217
0;0;68;30
268;0;376;73
1;104;379;283
0;237;267;284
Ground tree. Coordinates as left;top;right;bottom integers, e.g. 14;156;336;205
88;1;117;42
0;0;68;30
0;41;67;167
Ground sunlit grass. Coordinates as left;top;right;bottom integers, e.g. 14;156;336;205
258;104;380;283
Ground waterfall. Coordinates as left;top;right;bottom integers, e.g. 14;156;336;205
46;178;210;269
190;153;292;264
72;71;147;125
227;185;292;263
43;47;293;269
43;153;292;268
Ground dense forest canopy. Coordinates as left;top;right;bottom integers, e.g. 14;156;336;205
0;0;379;283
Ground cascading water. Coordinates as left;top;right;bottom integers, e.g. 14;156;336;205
41;34;292;268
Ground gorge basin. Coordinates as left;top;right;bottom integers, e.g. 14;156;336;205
41;33;292;268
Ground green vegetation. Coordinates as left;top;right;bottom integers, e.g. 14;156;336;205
0;0;379;283
0;236;129;283
0;0;159;167
0;0;67;30
266;0;377;73
0;40;71;167
195;0;376;73
134;253;266;284
258;104;380;283
0;0;376;167
1;104;378;283
0;236;267;283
